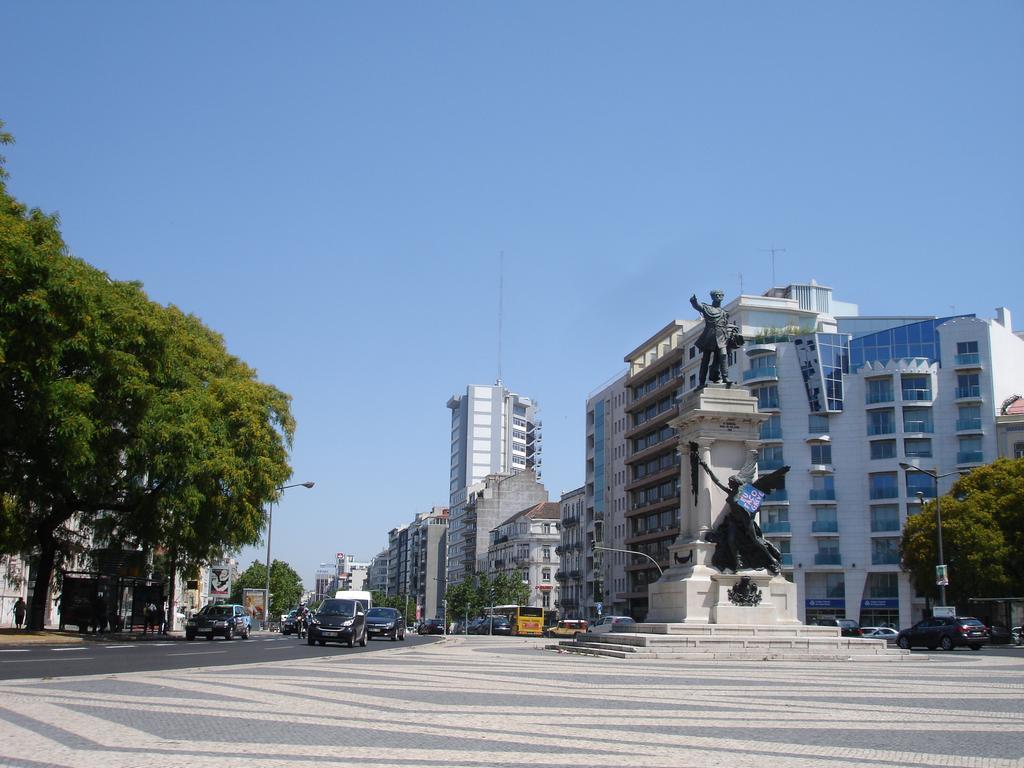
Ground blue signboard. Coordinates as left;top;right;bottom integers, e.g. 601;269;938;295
805;598;845;609
736;484;765;515
861;598;898;609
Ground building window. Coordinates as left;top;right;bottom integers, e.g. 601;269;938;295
957;405;981;431
956;373;981;398
752;385;779;410
901;375;931;401
758;445;785;469
810;475;835;500
760;414;782;440
866;572;899;598
542;568;551;582
871;538;901;565
870;440;896;460
812;506;838;533
1015;442;1024;459
904;438;932;458
870;505;901;532
956;340;978;355
902;407;934;433
542;546;551;561
958;436;983;464
866;377;893;404
867;409;895;436
808;413;830;433
905;471;937;498
869;472;899;500
810;444;832;465
542;592;550;608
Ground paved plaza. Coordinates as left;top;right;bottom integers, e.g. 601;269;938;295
0;636;1020;768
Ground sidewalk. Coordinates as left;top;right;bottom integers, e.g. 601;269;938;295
0;635;1020;768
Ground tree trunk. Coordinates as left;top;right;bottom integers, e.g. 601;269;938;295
165;548;177;634
28;536;57;631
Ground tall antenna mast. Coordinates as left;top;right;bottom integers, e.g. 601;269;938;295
738;272;744;295
760;245;786;288
496;251;504;386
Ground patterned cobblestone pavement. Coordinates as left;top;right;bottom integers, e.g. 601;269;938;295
0;637;1020;768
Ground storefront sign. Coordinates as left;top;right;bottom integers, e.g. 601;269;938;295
806;598;845;609
861;598;898;609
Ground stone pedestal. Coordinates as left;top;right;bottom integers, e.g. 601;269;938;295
645;384;799;626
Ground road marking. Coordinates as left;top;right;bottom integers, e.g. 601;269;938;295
151;643;175;646
102;645;136;649
3;657;95;663
51;647;88;652
166;651;226;657
0;649;29;653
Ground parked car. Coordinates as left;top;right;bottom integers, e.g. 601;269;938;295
185;603;251;640
307;598;367;648
1013;626;1022;645
281;609;300;635
418;618;445;635
897;616;989;651
589;615;636;634
815;618;863;637
546;620;589;639
365;607;406;641
988;624;1013;645
467;617;489;634
861;627;899;642
475;616;512;636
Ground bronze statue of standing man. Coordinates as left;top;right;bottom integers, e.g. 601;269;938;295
690;289;742;387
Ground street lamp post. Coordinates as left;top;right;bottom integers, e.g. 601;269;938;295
264;481;315;630
592;545;664;578
899;463;960;608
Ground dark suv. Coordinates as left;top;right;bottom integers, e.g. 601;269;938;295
898;616;989;651
185;604;251;640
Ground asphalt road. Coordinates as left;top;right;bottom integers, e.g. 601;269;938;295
0;631;441;680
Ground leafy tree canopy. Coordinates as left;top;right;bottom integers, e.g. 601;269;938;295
901;458;1024;608
231;559;304;619
0;121;295;628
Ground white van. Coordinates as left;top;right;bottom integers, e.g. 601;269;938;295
334;590;373;611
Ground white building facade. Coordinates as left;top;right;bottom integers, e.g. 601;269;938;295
486;501;560;613
447;383;541;586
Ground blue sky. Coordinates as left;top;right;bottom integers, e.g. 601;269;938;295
2;3;1021;587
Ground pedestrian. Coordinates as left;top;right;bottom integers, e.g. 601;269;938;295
144;601;158;634
12;597;26;629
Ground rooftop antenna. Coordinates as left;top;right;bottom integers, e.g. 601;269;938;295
738;272;744;295
760;245;786;288
496;251;504;387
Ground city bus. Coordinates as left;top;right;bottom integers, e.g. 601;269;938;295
490;605;544;636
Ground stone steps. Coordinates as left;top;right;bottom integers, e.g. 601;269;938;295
548;628;923;662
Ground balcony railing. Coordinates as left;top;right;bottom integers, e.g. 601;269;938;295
957;450;984;464
871;554;901;566
562;517;580;528
956;418;982;431
759;425;783;440
809;489;836;501
814;552;841;565
759;458;785;471
867;424;895;436
762;489;788;503
901;389;932;401
866;392;894;405
811;520;839;533
743;366;778;382
956;385;982;399
780;553;793;567
869;488;899;500
761;521;791;534
954;353;981;366
903;421;934;433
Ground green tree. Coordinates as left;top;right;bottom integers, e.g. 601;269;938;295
443;580;474;626
231;559;304;619
491;571;531;606
901;458;1024;608
0;122;295;629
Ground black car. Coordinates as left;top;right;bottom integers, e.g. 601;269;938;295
988;624;1012;645
474;616;513;636
185;604;252;640
815;618;863;637
418;618;445;635
897;616;989;651
281;609;299;635
306;598;367;648
365;607;406;641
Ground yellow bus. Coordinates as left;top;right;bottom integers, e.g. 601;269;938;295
491;605;544;636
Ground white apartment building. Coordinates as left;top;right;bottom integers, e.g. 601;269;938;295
603;281;1024;626
486;501;560;613
447;383;541;586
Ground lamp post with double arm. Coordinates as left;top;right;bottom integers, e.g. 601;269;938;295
899;463;961;608
264;481;315;629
